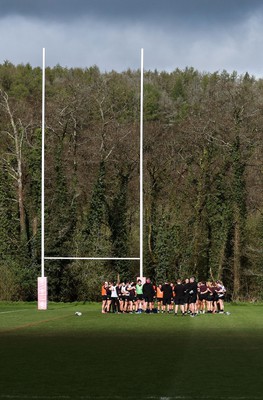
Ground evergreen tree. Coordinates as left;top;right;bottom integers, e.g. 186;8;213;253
107;171;130;278
231;136;247;300
82;160;110;256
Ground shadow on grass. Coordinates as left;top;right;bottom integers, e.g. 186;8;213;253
0;326;262;399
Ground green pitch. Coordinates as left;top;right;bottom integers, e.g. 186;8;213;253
0;302;262;400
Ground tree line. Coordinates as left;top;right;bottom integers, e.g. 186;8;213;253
0;61;262;301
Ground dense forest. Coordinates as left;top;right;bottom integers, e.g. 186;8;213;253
0;61;262;302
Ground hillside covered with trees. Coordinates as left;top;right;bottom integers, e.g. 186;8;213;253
0;62;262;301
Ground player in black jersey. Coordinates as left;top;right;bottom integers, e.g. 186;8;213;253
188;276;198;317
161;281;173;313
183;278;190;313
173;279;185;316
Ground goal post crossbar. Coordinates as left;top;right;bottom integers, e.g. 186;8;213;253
44;257;140;261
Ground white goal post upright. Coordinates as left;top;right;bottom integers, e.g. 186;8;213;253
38;47;48;310
41;47;45;279
139;48;144;279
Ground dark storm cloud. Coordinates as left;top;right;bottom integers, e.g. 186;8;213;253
1;0;263;25
1;0;263;75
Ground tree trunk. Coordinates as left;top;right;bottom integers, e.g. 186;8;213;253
17;150;27;240
233;208;241;300
1;91;27;241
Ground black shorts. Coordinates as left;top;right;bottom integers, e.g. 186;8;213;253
218;295;225;301
188;295;197;304
207;295;214;302
102;295;107;301
199;294;208;301
174;297;184;305
137;294;144;300
163;298;171;306
106;295;111;300
144;296;154;303
184;295;190;304
157;297;163;302
129;296;135;302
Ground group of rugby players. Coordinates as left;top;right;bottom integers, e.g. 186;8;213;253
101;277;226;316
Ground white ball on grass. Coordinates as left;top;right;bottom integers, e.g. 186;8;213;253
75;311;82;316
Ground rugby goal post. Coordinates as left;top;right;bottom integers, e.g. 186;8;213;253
38;48;47;310
38;48;145;310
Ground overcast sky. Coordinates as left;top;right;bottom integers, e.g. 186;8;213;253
1;0;263;76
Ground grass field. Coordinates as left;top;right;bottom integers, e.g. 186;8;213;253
0;302;263;400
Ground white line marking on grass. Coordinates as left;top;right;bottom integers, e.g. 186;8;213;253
0;309;30;315
0;314;73;334
0;397;70;399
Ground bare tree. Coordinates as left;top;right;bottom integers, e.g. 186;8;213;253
0;90;28;242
